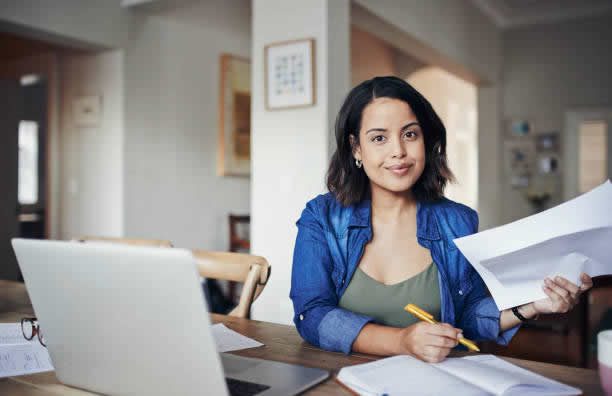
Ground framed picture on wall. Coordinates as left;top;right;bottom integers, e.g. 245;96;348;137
218;54;251;177
73;95;102;126
264;38;315;110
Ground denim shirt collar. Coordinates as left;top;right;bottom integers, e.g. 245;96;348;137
347;199;441;241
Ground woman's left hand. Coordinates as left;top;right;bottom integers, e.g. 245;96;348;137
530;272;594;315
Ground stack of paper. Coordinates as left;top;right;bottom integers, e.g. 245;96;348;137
0;323;54;378
336;354;581;395
454;180;612;310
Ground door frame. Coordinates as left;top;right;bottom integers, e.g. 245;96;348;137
564;108;612;201
0;53;58;239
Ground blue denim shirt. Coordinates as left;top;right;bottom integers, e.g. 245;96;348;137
290;193;520;355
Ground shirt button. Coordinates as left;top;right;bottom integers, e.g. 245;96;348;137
299;314;304;320
458;290;463;296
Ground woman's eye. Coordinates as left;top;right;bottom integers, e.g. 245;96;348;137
372;135;385;142
404;131;418;139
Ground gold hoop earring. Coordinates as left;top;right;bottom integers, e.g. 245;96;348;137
355;158;362;168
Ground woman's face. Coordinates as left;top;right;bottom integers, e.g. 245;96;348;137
352;97;426;195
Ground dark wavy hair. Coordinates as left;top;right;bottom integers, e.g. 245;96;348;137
326;76;454;206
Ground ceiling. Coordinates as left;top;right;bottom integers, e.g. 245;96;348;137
471;0;612;29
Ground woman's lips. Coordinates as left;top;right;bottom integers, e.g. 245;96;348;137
386;163;413;175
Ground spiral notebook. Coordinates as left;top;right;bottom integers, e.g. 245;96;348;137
336;354;581;396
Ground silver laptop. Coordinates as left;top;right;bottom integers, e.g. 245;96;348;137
11;238;328;396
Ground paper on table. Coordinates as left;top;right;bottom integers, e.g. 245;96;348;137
0;323;55;378
0;323;35;346
0;343;54;378
211;323;263;353
454;180;612;310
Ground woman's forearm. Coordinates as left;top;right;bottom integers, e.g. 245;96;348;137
351;323;402;356
499;303;538;332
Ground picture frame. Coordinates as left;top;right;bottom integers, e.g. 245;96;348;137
264;38;315;110
536;154;560;175
218;54;251;177
73;95;102;126
536;133;560;153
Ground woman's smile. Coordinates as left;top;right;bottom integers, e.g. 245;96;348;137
385;163;413;176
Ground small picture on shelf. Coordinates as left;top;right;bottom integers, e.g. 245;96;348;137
506;120;533;138
536;133;559;152
537;155;560;175
511;174;530;188
504;140;535;175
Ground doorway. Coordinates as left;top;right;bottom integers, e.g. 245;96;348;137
564;109;612;200
0;31;66;281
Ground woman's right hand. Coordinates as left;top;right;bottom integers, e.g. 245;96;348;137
396;322;463;363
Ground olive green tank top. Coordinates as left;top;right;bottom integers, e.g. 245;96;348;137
338;262;441;328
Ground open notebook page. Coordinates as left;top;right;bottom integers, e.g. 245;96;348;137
337;355;488;396
434;355;580;396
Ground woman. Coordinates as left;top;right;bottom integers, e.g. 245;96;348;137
290;76;593;363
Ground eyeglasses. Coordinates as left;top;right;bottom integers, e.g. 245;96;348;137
21;317;46;347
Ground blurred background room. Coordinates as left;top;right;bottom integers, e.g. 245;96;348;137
0;0;610;369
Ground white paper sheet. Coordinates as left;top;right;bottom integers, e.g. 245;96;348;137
435;355;581;396
211;323;263;352
0;343;54;378
0;323;55;378
0;323;37;346
454;180;612;310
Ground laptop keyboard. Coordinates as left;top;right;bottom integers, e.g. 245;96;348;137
225;378;271;396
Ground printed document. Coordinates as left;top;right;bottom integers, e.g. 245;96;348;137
454;180;612;310
0;323;54;378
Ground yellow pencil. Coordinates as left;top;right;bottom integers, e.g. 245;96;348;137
404;303;480;352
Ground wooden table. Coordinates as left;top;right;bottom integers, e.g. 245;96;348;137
0;280;604;395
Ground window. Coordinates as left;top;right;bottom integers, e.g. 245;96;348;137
18;120;38;205
578;120;607;193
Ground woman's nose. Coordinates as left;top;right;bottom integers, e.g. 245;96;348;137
391;136;407;158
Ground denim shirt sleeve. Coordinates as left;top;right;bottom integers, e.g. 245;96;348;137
456;210;521;345
289;202;375;354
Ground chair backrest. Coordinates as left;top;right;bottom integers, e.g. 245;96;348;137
72;236;173;248
192;249;270;318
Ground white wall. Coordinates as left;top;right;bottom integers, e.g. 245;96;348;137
123;0;251;250
1;0;253;250
59;51;124;239
502;12;612;223
250;0;350;324
0;0;129;49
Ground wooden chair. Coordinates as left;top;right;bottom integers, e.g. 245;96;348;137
192;249;270;318
72;236;173;248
